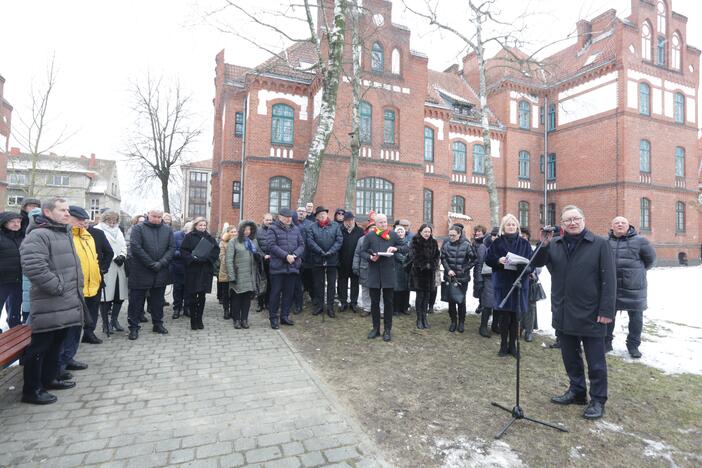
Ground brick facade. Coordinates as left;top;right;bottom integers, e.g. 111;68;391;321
210;0;701;264
0;75;13;211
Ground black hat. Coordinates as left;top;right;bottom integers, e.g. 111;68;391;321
490;226;499;236
69;205;90;220
334;208;346;215
314;206;329;216
343;211;355;220
278;208;294;217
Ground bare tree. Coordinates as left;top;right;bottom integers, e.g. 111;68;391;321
344;0;361;210
123;76;201;213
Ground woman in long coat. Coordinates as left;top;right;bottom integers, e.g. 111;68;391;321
217;225;237;320
95;210;128;333
226;220;264;329
0;211;24;329
485;214;533;357
409;224;440;329
392;225;410;316
181;217;220;330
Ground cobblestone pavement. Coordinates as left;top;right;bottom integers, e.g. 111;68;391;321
0;298;386;467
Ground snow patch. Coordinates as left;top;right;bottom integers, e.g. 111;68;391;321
432;436;525;468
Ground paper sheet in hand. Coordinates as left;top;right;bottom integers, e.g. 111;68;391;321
504;252;529;270
376;252;394;257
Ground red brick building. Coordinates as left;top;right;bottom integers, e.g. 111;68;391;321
0;75;13;211
211;0;701;264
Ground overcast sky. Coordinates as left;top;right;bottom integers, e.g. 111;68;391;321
1;0;700;213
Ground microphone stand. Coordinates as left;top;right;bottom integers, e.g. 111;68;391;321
491;239;568;439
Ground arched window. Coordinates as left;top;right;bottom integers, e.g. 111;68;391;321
640;139;651;173
356;177;393;218
473;144;485;174
657;35;666;66
268;176;292;214
675;146;685;177
518;100;530;129
391;48;401;74
271;104;294;144
674;92;685;124
671;32;681;70
518;201;529;228
423;189;433;224
657;1;666;33
452;141;466;172
518;150;530;179
424;127;434;161
451;196;465;214
383;109;396;145
640;198;651;231
371;42;384;72
675;201;685;233
639;83;650;115
641;21;652;61
360;101;372;144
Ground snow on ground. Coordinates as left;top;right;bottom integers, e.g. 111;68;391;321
430;436;525;468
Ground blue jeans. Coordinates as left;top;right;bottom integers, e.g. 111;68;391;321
0;282;23;328
57;325;83;372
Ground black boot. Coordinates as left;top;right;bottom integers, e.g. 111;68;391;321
508;319;519;358
100;303;112;337
111;302;124;332
491;310;501;334
172;307;180;319
479;308;491;337
183;307;191;318
190;314;198;330
457;310;466;333
416;307;424;329
82;330;103;344
498;316;509;356
367;327;380;339
421;309;430;329
448;308;457;332
223;306;231;320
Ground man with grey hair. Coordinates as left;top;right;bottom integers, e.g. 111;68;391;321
126;209;174;340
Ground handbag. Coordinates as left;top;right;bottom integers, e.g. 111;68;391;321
529;280;547;302
441;279;466;304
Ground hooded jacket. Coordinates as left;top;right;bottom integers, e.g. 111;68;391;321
0;212;24;284
226;221;263;294
608;225;656;311
71;226;102;297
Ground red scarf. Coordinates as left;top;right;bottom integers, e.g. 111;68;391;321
318;218;330;227
373;226;391;240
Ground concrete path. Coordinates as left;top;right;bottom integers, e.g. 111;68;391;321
0;298;385;467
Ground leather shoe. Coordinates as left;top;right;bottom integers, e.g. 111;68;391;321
627;346;642;359
524;332;533;342
81;331;103;344
327;308;335;318
341;303;349;311
551;390;588;406
45;379;76;390
58;370;73;381
367;328;380;339
66;359;88;371
280;317;295;326
152;324;168;334
312;309;323;316
383;329;391;342
128;329;139;340
549;340;561;349
350;304;357;313
233;320;242;329
270;320;280;330
241;320;249;329
583;400;605;419
22;389;57;405
139;315;149;323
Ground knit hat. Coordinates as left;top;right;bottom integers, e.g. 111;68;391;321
21;198;41;210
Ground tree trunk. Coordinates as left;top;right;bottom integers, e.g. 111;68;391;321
297;0;346;206
160;176;171;213
344;0;361;211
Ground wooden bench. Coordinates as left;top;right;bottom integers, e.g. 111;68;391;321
0;325;32;368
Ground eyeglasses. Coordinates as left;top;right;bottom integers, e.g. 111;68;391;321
561;217;583;225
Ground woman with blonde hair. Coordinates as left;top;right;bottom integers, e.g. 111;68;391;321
95;210;128;333
181;218;219;329
217;224;237;320
485;214;533;357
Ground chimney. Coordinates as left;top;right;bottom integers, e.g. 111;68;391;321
89;153;96;169
10;147;20;156
577;19;592;49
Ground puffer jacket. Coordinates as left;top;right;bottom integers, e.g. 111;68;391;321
127;221;175;289
608;225;656;311
218;231;235;283
393;236;410;292
226;221;263;295
352;235;369;286
257;225;272;255
170;229;187;283
20;214;85;333
305;221;343;267
268;220;305;275
0;212;24;284
440;235;477;283
71;226;102;298
473;237;495;308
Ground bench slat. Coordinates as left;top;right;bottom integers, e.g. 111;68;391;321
0;325;32;367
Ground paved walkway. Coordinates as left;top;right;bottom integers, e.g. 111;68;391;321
0;298;385;467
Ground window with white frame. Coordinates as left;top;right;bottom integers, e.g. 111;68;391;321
671;32;681;70
641;21;652;61
90;198;100;219
47;174;70;186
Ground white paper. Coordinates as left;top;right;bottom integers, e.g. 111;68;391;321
376;252;394;257
504;252;529;270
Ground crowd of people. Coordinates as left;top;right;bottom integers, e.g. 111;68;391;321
0;198;656;419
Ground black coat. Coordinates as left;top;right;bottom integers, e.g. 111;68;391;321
409;235;440;292
608;226;656;311
362;230;409;289
473;238;495;308
393;236;410;292
0;213;24;284
268;220;305;275
440;236;477;283
169;230;187;283
305;221;343;267
181;230;220;294
532;229;617;337
127;221;175;289
257;225;272;255
87;226;114;276
485;234;533;314
339;224;364;273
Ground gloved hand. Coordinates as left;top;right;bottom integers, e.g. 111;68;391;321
149;261;161;271
113;255;125;266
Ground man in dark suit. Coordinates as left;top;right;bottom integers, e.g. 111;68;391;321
533;205;616;420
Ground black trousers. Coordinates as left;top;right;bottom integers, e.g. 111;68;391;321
606;310;643;348
189;292;207;326
269;273;296;321
218;282;230;311
559;333;608;403
337;269;359;306
257;260;271;308
83;294;101;332
312;266;337;311
23;328;68;394
415;290;432;315
293;274;304;312
369;287;393;331
230;291;253;322
128;286;165;330
173;282;186;311
301;268;316;307
448;300;467;322
393;290;409;314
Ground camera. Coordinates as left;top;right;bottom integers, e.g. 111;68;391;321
541;226;558;233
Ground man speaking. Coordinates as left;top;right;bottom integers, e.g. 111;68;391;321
533;205;616;420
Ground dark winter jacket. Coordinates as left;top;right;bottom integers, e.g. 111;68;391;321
362;229;409;289
409;235;440;292
257;225;272;255
87;226;114;276
441;236;477;284
20;214;86;333
181;230;220;294
127;221;175;289
268;220;305;275
608;225;656;311
0;212;24;284
352;235;369;286
170;230;187;282
393;236;410;292
473;237;495;308
532;229;616;337
339;223;364;273
485;234;533;314
305;221;343;267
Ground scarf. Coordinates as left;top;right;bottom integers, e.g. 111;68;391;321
564;229;587;256
318;218;330;228
373;226;391;240
244;238;257;254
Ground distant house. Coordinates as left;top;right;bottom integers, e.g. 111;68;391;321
5;149;121;217
0;74;13;210
180;158;212;222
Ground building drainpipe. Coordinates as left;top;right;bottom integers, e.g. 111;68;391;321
239;94;248;224
543;95;549;225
